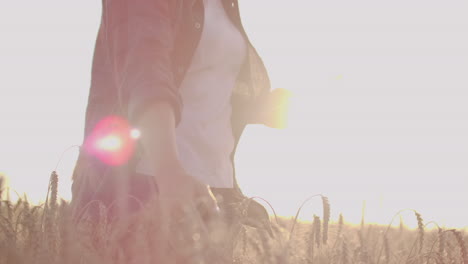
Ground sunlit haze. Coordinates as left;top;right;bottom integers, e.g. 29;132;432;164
0;0;467;229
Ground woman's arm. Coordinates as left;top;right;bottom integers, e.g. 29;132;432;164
135;102;180;175
102;0;182;126
136;102;217;223
102;0;216;221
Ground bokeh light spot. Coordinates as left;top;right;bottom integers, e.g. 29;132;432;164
84;116;137;166
130;129;141;139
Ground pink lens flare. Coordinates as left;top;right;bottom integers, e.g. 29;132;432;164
84;116;139;166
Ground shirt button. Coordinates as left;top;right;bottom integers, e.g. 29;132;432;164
194;22;201;29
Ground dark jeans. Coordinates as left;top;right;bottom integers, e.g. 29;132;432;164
210;186;245;225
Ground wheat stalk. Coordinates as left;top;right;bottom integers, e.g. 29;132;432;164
361;200;366;230
332;213;345;252
437;227;445;264
341;236;349;264
49;171;58;213
322;196;330;245
288;194;322;238
307;217;316;261
415;212;424;254
0;175;4;201
449;229;467;264
313;215;321;249
337;213;344;239
383;234;391;264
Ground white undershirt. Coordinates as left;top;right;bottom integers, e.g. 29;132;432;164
136;0;247;187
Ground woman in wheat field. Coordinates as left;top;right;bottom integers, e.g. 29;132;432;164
70;0;290;255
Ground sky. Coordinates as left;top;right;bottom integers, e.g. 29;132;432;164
0;0;467;229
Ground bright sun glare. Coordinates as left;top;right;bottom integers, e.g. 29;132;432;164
96;135;122;152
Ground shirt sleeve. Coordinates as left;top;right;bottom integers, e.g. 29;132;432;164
102;0;182;126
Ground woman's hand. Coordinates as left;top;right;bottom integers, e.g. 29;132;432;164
262;88;292;129
155;160;218;224
136;102;218;225
153;159;218;256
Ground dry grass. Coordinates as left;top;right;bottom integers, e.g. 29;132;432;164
0;172;467;264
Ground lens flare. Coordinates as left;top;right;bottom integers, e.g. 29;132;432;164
130;129;141;139
97;135;122;151
84;116;138;166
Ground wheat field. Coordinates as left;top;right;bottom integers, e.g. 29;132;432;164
0;172;466;264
